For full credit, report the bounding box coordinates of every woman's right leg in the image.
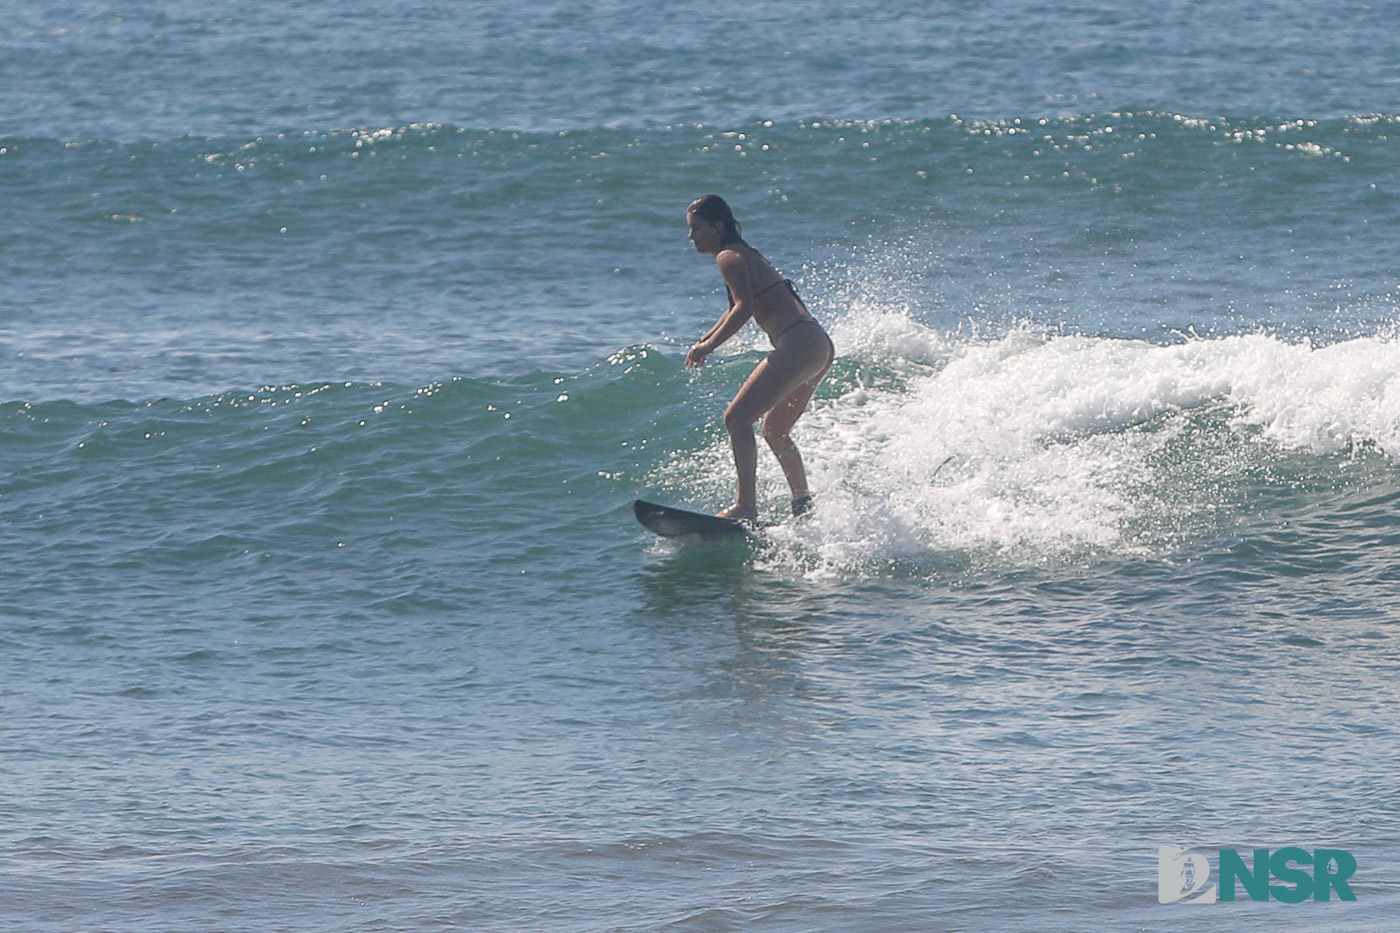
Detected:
[761,332,832,502]
[719,357,782,519]
[719,330,831,518]
[761,371,825,501]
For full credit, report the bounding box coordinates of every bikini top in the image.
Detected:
[727,278,806,308]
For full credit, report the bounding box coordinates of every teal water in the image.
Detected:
[5,2,1400,930]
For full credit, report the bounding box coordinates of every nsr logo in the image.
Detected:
[1159,846,1357,904]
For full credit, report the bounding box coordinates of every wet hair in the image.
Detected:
[687,194,745,246]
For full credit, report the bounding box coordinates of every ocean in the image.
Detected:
[4,1,1400,929]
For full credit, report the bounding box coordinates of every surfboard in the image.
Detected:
[633,499,756,539]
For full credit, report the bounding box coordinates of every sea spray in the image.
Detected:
[653,312,1400,572]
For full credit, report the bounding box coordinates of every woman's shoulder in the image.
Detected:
[715,245,750,271]
[718,242,774,270]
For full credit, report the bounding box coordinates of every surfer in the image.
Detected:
[684,194,835,521]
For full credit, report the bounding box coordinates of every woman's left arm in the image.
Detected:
[686,251,754,368]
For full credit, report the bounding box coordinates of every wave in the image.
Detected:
[0,349,680,570]
[5,111,1398,188]
[7,111,1394,290]
[5,316,1400,577]
[5,109,1400,146]
[8,111,1394,307]
[649,311,1400,569]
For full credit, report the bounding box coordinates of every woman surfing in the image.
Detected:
[684,195,835,522]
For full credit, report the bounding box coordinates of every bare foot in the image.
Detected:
[716,503,758,522]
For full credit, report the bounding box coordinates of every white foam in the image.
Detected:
[1221,332,1400,457]
[690,313,1400,571]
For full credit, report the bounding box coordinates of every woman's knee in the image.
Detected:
[724,403,758,435]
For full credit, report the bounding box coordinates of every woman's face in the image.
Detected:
[687,212,724,254]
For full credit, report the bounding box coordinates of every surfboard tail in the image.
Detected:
[633,499,754,538]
